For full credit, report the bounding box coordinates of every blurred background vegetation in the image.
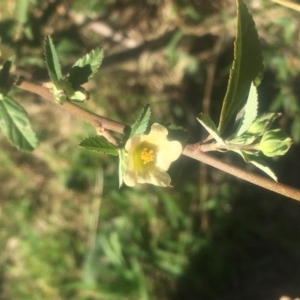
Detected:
[1,0,300,299]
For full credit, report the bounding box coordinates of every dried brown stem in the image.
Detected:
[16,80,300,202]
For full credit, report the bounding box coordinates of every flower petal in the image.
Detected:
[136,167,171,187]
[148,167,171,187]
[148,123,168,137]
[123,170,138,187]
[156,140,182,170]
[123,123,182,187]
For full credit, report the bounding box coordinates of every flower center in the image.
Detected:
[132,141,157,171]
[140,148,155,164]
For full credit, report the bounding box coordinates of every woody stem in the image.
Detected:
[16,80,300,201]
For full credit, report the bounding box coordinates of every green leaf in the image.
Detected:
[67,48,104,87]
[130,104,151,138]
[44,36,62,85]
[79,136,118,156]
[235,82,258,136]
[118,149,128,188]
[0,57,14,90]
[235,150,277,181]
[0,96,38,151]
[217,0,263,134]
[196,113,225,145]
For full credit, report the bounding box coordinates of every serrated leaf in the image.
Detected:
[197,113,225,145]
[67,48,104,87]
[79,136,118,156]
[130,104,151,138]
[234,150,277,181]
[0,57,14,89]
[0,96,38,151]
[236,82,258,136]
[217,0,263,134]
[118,149,128,188]
[44,36,62,85]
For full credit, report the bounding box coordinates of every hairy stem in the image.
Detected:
[16,80,300,201]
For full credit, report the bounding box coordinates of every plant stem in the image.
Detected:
[16,80,300,201]
[184,144,300,201]
[17,80,127,134]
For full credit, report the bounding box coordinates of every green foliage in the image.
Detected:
[79,187,202,299]
[67,48,104,87]
[197,31,291,181]
[129,104,152,138]
[235,83,258,136]
[44,37,104,104]
[1,0,300,299]
[218,0,263,134]
[224,106,291,180]
[196,113,224,146]
[44,36,62,86]
[0,96,38,151]
[235,150,278,181]
[0,57,14,93]
[79,136,118,156]
[198,85,291,180]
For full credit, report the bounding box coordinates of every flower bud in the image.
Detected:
[259,129,292,157]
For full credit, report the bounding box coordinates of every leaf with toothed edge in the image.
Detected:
[0,96,38,151]
[79,136,118,156]
[44,36,62,85]
[129,104,151,138]
[67,48,104,87]
[217,0,263,134]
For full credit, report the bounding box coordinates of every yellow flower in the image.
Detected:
[124,123,182,187]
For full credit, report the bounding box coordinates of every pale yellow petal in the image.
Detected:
[123,123,181,187]
[123,170,138,187]
[125,135,142,151]
[137,167,171,187]
[156,140,182,170]
[148,168,171,187]
[148,123,168,138]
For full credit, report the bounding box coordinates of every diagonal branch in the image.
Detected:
[17,79,127,135]
[183,144,300,201]
[16,80,300,201]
